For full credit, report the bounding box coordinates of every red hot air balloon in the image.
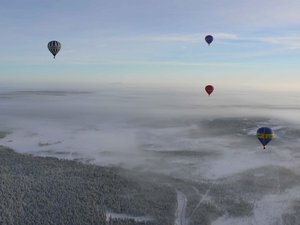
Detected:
[205,85,214,96]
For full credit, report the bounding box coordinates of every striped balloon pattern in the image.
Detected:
[256,127,273,149]
[47,41,61,59]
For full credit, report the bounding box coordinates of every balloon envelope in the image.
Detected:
[205,85,214,96]
[48,41,61,58]
[205,35,213,45]
[256,127,273,149]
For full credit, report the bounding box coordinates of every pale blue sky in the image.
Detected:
[1,0,300,90]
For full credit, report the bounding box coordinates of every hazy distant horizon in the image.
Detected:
[1,85,300,179]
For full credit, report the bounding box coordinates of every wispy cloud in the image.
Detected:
[134,33,239,43]
[256,36,300,49]
[94,32,300,50]
[160,33,300,50]
[49,59,241,67]
[221,35,300,50]
[0,58,241,68]
[97,33,239,43]
[102,60,240,67]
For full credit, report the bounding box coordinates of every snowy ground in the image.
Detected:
[175,191,188,225]
[1,86,300,224]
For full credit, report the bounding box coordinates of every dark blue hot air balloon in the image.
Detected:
[256,127,273,149]
[205,35,213,45]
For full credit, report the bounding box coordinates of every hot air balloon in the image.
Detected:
[205,85,214,96]
[48,41,61,59]
[256,127,273,149]
[205,35,213,45]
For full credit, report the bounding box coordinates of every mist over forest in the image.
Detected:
[1,85,300,224]
[2,0,300,223]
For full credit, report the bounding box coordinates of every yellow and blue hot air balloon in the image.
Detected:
[256,127,273,149]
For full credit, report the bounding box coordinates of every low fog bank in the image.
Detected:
[0,86,300,180]
[1,85,300,224]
